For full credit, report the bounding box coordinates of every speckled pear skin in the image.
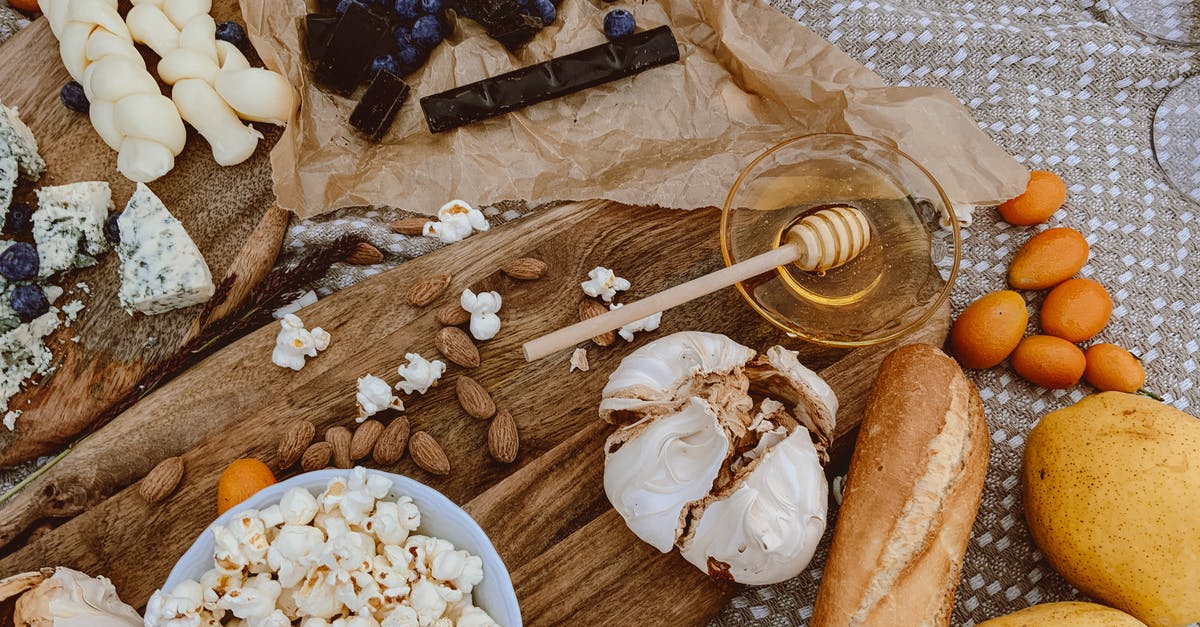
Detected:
[975,601,1148,627]
[1022,392,1200,627]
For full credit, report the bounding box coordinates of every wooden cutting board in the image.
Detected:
[0,200,949,624]
[0,1,287,465]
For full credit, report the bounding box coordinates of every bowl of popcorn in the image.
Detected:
[149,467,520,626]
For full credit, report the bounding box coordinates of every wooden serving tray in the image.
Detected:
[0,200,948,624]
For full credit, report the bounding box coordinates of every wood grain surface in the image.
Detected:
[0,0,286,465]
[0,200,949,625]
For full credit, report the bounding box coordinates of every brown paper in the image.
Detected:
[242,0,1028,218]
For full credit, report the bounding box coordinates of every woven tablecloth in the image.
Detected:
[0,0,1194,623]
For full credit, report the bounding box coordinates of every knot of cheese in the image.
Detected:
[126,0,296,166]
[40,0,187,182]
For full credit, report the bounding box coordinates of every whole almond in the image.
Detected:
[502,257,548,280]
[436,326,480,368]
[408,274,452,307]
[351,420,384,460]
[139,456,184,503]
[456,375,496,420]
[409,431,450,475]
[373,417,411,465]
[301,442,333,472]
[488,410,519,463]
[390,217,429,235]
[326,426,353,469]
[435,303,471,326]
[345,242,384,265]
[579,299,616,347]
[277,421,316,469]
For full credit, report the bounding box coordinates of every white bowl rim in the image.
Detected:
[162,468,521,626]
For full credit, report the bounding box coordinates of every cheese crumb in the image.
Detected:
[3,409,20,431]
[62,299,84,327]
[570,348,589,373]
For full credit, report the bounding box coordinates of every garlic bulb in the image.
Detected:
[601,332,837,585]
[12,567,142,627]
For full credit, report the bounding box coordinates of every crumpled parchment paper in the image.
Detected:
[242,0,1028,217]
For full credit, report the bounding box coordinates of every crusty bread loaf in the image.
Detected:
[812,343,989,627]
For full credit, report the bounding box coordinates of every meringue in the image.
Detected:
[580,266,630,302]
[600,332,836,585]
[459,289,501,341]
[12,567,143,627]
[356,375,404,422]
[395,353,446,395]
[272,314,331,371]
[608,303,662,342]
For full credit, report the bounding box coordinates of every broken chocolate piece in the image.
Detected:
[420,25,680,133]
[306,13,339,61]
[350,70,412,140]
[315,3,391,95]
[457,0,542,50]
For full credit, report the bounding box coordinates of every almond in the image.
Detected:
[277,421,316,469]
[579,299,615,347]
[373,417,411,465]
[301,442,333,472]
[436,326,480,368]
[502,257,548,280]
[488,410,519,463]
[436,303,471,326]
[390,217,430,235]
[345,242,385,265]
[409,431,450,475]
[139,456,184,503]
[326,426,353,469]
[351,420,384,461]
[408,274,452,307]
[456,375,496,420]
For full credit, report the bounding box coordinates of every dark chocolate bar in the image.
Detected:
[457,0,542,50]
[420,25,680,133]
[306,14,338,61]
[350,70,412,140]
[315,3,391,96]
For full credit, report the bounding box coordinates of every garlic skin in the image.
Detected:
[600,332,836,585]
[13,567,143,627]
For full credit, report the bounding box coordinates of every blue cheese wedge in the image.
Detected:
[116,183,215,315]
[0,309,60,419]
[0,155,16,230]
[0,103,45,182]
[33,181,113,278]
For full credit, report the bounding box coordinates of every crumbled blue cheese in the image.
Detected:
[3,409,19,431]
[116,183,214,315]
[62,299,84,327]
[0,154,16,228]
[0,102,45,182]
[33,181,112,278]
[0,309,61,417]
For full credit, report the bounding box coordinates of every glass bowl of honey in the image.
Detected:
[720,133,961,347]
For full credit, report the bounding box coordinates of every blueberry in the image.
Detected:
[532,0,555,25]
[411,15,442,49]
[4,203,31,235]
[0,243,38,282]
[603,9,636,39]
[393,25,413,49]
[370,54,402,76]
[59,81,89,114]
[105,213,121,244]
[395,44,426,74]
[420,0,442,14]
[214,21,247,48]
[10,284,49,323]
[393,0,421,22]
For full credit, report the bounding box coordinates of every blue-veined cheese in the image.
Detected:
[33,181,112,278]
[0,309,60,417]
[0,155,17,230]
[0,103,45,182]
[116,183,215,315]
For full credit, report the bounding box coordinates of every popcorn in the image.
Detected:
[356,374,404,422]
[395,353,446,395]
[148,469,496,627]
[608,303,662,342]
[272,314,330,371]
[459,289,502,341]
[421,200,488,244]
[581,266,630,302]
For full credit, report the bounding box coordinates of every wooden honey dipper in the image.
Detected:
[523,205,871,361]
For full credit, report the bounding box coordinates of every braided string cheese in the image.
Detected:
[126,0,296,166]
[39,0,187,182]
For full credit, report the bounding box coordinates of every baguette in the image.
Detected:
[812,343,989,627]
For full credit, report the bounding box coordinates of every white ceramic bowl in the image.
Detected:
[163,468,521,626]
